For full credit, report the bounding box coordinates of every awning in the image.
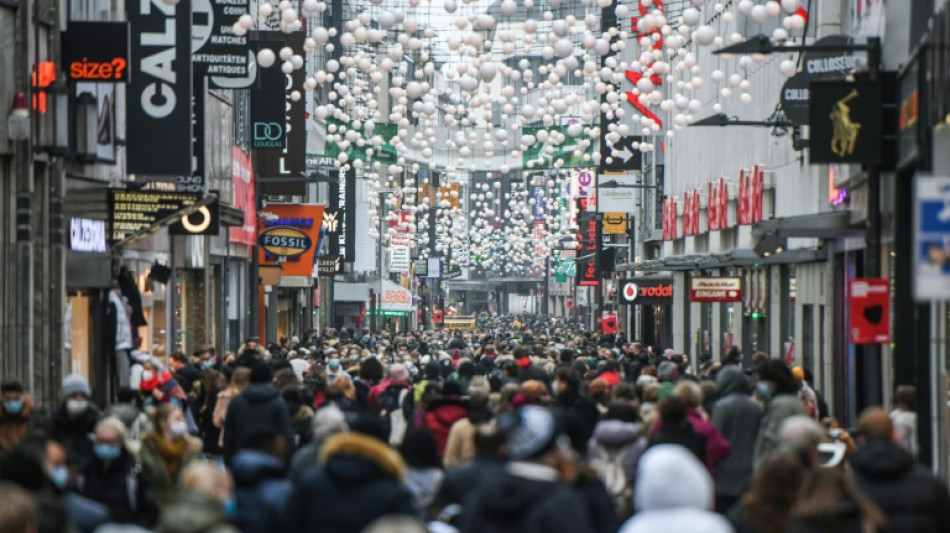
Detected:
[617,248,828,273]
[752,211,862,239]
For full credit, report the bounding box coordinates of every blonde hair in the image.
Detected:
[95,415,130,444]
[673,380,704,408]
[332,375,356,401]
[226,367,251,395]
[179,460,230,497]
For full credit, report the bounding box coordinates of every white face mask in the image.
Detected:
[66,399,88,416]
[169,420,188,437]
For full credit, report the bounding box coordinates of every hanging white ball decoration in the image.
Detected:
[781,0,799,11]
[256,48,276,68]
[693,25,716,46]
[780,59,797,77]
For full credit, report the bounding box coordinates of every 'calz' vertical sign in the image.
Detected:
[127,0,193,176]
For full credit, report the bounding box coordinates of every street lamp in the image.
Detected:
[689,113,792,128]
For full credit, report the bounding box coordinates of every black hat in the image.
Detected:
[250,361,274,384]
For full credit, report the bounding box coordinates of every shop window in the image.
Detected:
[67,293,92,381]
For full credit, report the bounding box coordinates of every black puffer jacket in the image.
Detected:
[223,385,295,465]
[283,432,416,532]
[78,448,156,527]
[461,463,593,533]
[850,438,950,533]
[43,404,100,467]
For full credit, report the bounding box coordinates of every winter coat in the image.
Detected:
[618,445,734,533]
[517,362,549,383]
[434,456,505,509]
[288,404,314,449]
[0,392,34,453]
[753,393,806,468]
[649,421,707,467]
[587,419,647,492]
[155,490,238,533]
[43,403,101,468]
[712,367,763,497]
[78,448,157,527]
[62,491,111,533]
[555,389,601,454]
[282,432,416,533]
[424,401,468,455]
[405,466,443,510]
[138,432,203,507]
[223,384,295,465]
[368,379,412,410]
[231,450,292,533]
[850,438,950,533]
[460,461,594,533]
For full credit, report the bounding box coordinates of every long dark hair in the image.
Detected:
[741,454,805,533]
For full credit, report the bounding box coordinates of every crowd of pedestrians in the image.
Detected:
[0,317,947,533]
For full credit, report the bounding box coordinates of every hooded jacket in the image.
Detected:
[223,384,295,465]
[231,450,292,533]
[587,419,647,490]
[0,392,34,453]
[155,490,238,533]
[461,461,594,533]
[282,432,416,532]
[711,367,763,497]
[850,438,950,533]
[424,400,468,455]
[618,445,734,533]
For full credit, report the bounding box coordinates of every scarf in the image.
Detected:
[146,432,191,481]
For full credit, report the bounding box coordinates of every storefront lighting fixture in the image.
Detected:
[7,92,30,141]
[40,79,69,155]
[75,92,98,162]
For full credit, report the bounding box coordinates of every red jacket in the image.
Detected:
[598,371,622,387]
[424,403,468,455]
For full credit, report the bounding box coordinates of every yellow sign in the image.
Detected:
[603,212,627,234]
[830,89,860,157]
[444,317,476,331]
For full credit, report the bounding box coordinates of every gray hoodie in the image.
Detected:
[711,367,763,497]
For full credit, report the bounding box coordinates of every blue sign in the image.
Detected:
[531,185,546,222]
[914,175,950,300]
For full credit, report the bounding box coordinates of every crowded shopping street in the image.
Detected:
[2,0,950,532]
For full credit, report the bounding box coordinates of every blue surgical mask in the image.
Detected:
[223,496,237,518]
[3,400,24,415]
[756,382,773,400]
[94,443,121,461]
[49,466,69,490]
[202,359,215,369]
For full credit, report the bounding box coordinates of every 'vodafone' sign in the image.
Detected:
[620,278,674,305]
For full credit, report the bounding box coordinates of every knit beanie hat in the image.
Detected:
[62,374,91,398]
[250,361,274,384]
[501,405,559,460]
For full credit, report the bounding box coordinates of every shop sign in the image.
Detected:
[738,166,764,225]
[424,257,441,279]
[109,190,201,242]
[707,178,729,230]
[898,57,920,168]
[531,185,546,222]
[229,146,255,245]
[849,278,890,344]
[62,22,129,82]
[317,254,342,277]
[913,175,950,300]
[690,276,742,303]
[576,210,601,287]
[662,197,678,241]
[620,278,674,305]
[257,204,324,277]
[380,286,412,312]
[602,213,627,234]
[390,245,411,273]
[780,73,810,126]
[169,198,220,235]
[328,168,356,262]
[254,32,306,195]
[809,80,883,164]
[191,0,249,77]
[802,36,856,81]
[69,218,107,253]
[249,40,286,150]
[683,189,701,236]
[127,0,192,176]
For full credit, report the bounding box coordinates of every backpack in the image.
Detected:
[592,444,634,518]
[375,385,414,446]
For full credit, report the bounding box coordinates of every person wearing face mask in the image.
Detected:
[139,403,203,507]
[0,379,33,454]
[42,374,100,467]
[156,460,240,533]
[41,435,111,533]
[752,360,807,469]
[77,416,157,527]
